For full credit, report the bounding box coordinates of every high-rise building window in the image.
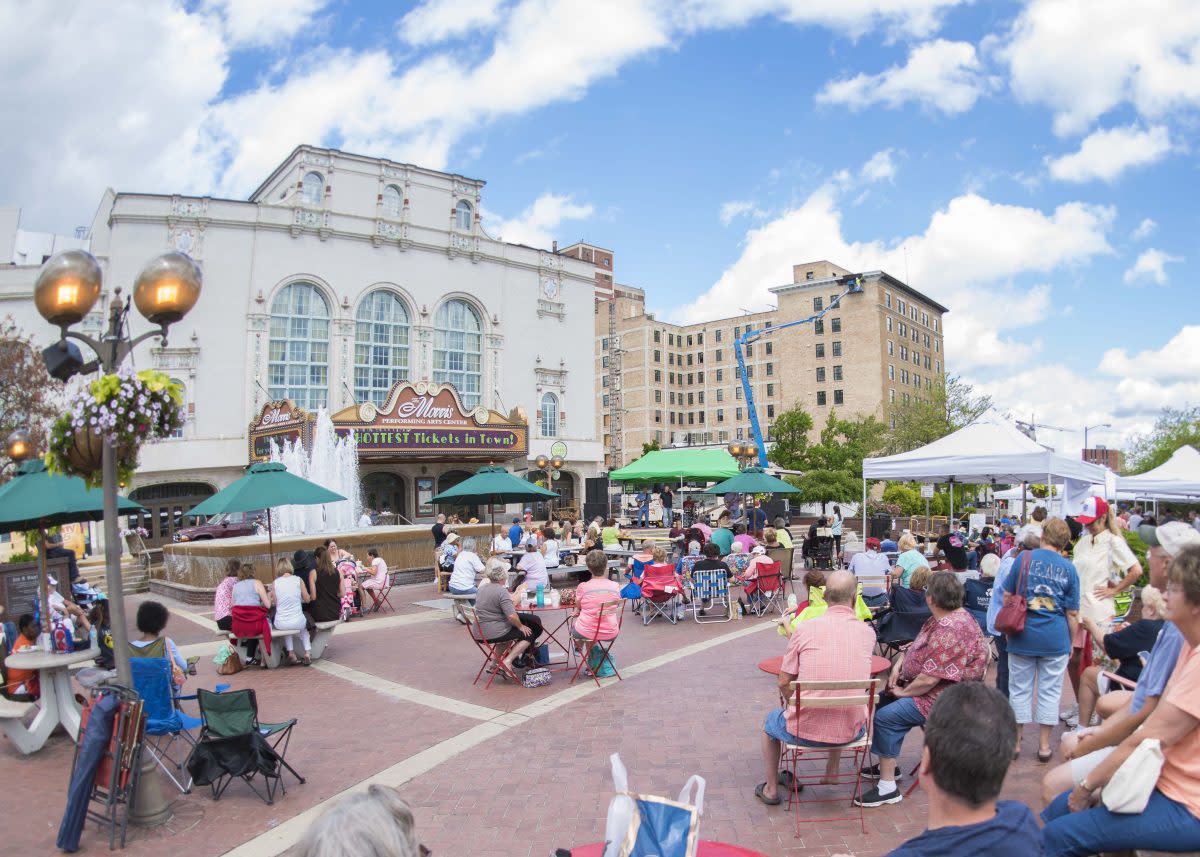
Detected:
[717,408,724,422]
[767,404,775,418]
[887,340,894,356]
[269,282,330,409]
[816,391,827,406]
[382,184,403,218]
[834,389,844,405]
[832,341,842,357]
[715,368,723,382]
[654,369,661,382]
[714,329,722,342]
[832,365,843,381]
[831,317,841,333]
[815,343,825,359]
[433,299,482,408]
[813,296,823,311]
[715,348,722,361]
[814,320,824,335]
[889,364,895,380]
[887,317,893,332]
[736,407,743,420]
[816,367,826,382]
[654,330,661,343]
[653,350,661,362]
[765,341,773,355]
[766,362,773,376]
[540,392,559,436]
[766,383,774,396]
[354,289,410,406]
[716,388,724,402]
[885,291,892,308]
[654,390,662,403]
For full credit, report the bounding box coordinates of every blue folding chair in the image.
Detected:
[130,656,203,793]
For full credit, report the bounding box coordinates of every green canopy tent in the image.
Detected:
[430,465,558,540]
[186,462,346,568]
[0,459,144,668]
[608,448,740,484]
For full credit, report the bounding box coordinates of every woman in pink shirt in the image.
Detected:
[571,550,623,673]
[213,559,239,631]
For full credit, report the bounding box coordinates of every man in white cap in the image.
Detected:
[1040,520,1200,805]
[46,574,91,639]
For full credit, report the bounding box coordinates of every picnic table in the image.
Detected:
[3,645,98,754]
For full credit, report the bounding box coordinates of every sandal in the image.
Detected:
[1037,749,1053,763]
[776,770,804,792]
[754,783,781,806]
[302,654,312,666]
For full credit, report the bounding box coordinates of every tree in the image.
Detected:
[1125,406,1200,474]
[767,406,813,471]
[640,438,662,458]
[883,374,994,454]
[0,317,62,479]
[786,410,888,511]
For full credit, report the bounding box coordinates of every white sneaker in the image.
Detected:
[1064,714,1079,729]
[1059,704,1079,722]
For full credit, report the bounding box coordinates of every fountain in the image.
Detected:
[268,408,363,534]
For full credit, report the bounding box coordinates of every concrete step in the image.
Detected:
[77,563,151,594]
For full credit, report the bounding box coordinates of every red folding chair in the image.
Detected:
[745,560,784,617]
[462,606,519,689]
[569,600,624,687]
[363,571,395,613]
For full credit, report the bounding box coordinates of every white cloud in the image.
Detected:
[679,181,1114,373]
[1100,326,1200,383]
[1046,125,1172,183]
[1131,218,1157,240]
[719,200,767,225]
[1123,248,1183,285]
[998,0,1200,136]
[398,0,506,45]
[204,0,328,47]
[486,193,594,248]
[671,0,967,39]
[860,149,897,182]
[816,39,990,114]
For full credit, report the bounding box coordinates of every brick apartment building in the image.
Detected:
[1082,446,1124,472]
[585,259,949,469]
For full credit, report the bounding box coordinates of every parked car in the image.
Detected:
[173,510,265,542]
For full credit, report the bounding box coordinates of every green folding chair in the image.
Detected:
[191,688,304,804]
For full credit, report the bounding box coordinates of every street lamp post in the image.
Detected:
[33,250,200,827]
[1083,422,1112,456]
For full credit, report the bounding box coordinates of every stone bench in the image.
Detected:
[216,620,341,667]
[0,697,38,754]
[309,620,340,660]
[446,593,475,624]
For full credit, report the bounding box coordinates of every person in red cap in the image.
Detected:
[1066,496,1143,718]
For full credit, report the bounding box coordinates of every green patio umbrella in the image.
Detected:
[0,458,144,650]
[430,465,558,539]
[185,461,347,567]
[703,466,801,496]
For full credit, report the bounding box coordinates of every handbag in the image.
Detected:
[1102,738,1163,813]
[216,644,245,676]
[523,666,552,688]
[602,753,705,857]
[995,551,1031,635]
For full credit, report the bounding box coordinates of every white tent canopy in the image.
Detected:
[1116,445,1200,499]
[863,419,1107,485]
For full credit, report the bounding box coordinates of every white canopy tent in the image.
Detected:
[1116,445,1200,500]
[861,418,1108,538]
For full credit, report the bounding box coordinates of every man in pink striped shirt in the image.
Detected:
[757,570,876,805]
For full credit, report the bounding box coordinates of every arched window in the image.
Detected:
[169,378,186,438]
[455,200,473,231]
[433,299,482,409]
[302,171,324,207]
[540,392,559,437]
[355,290,410,406]
[269,283,330,409]
[382,184,402,218]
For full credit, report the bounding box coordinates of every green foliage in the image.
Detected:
[881,482,951,515]
[641,439,662,457]
[768,407,814,471]
[883,374,994,455]
[1125,406,1200,475]
[1122,528,1149,586]
[5,550,36,563]
[783,409,888,511]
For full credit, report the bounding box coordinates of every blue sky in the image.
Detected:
[3,0,1197,454]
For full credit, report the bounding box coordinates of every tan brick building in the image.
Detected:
[592,260,949,469]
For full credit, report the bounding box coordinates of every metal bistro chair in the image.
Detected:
[462,606,520,688]
[780,678,880,837]
[569,600,624,687]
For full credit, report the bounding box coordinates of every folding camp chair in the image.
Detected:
[746,561,785,617]
[129,657,203,793]
[780,678,879,837]
[691,566,733,623]
[569,600,624,687]
[873,588,931,659]
[189,687,303,805]
[766,546,796,593]
[639,563,683,626]
[462,606,520,688]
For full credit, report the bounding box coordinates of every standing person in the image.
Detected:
[213,558,240,632]
[988,526,1044,697]
[748,500,767,536]
[1002,518,1079,762]
[272,558,312,665]
[830,505,844,562]
[659,484,674,526]
[448,537,485,596]
[878,683,1044,857]
[507,517,523,547]
[357,508,373,528]
[430,513,447,548]
[1126,506,1144,530]
[1066,497,1142,722]
[635,488,650,528]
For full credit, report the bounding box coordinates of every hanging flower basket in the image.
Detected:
[45,369,183,488]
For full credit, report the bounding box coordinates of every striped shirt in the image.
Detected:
[781,604,876,744]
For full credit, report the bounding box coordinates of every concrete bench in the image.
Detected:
[217,621,341,666]
[446,593,475,624]
[309,620,341,660]
[0,697,38,754]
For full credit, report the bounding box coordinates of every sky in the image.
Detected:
[3,0,1197,458]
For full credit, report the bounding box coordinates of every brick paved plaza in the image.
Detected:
[1,583,1061,856]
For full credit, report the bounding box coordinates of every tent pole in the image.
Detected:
[267,508,275,570]
[950,481,954,526]
[1048,469,1052,517]
[862,477,868,542]
[1021,481,1028,522]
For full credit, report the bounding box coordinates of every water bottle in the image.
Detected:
[536,583,545,608]
[787,593,798,613]
[89,625,98,651]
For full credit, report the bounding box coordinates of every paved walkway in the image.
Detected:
[2,582,1064,856]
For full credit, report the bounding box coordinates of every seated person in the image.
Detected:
[881,683,1043,856]
[213,558,240,632]
[231,562,273,663]
[892,533,930,588]
[780,569,872,636]
[771,518,795,551]
[129,600,188,690]
[571,550,623,676]
[44,532,80,587]
[676,541,703,579]
[892,565,933,611]
[690,542,730,613]
[600,518,622,547]
[491,530,513,554]
[756,572,877,805]
[879,531,899,553]
[473,565,544,673]
[963,553,999,632]
[1041,543,1200,857]
[732,523,757,554]
[804,516,829,557]
[298,785,422,857]
[708,520,734,556]
[47,574,91,640]
[725,541,752,581]
[272,558,312,665]
[448,536,485,596]
[88,598,114,670]
[4,614,41,699]
[858,573,988,808]
[515,540,550,596]
[540,527,561,569]
[849,537,892,587]
[360,547,390,595]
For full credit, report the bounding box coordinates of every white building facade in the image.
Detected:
[0,146,602,539]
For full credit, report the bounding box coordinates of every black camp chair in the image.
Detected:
[186,688,303,805]
[873,587,932,659]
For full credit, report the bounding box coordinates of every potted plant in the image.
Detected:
[45,368,183,487]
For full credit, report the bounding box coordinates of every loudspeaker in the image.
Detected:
[584,477,609,503]
[583,501,608,522]
[41,339,86,381]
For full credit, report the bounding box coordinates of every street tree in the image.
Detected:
[884,374,993,454]
[0,316,62,477]
[785,410,888,512]
[1125,406,1200,474]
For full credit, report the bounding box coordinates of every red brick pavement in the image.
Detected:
[2,589,1072,857]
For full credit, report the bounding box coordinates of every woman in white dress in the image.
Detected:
[272,557,312,665]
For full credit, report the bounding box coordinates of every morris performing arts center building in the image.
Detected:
[0,146,603,544]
